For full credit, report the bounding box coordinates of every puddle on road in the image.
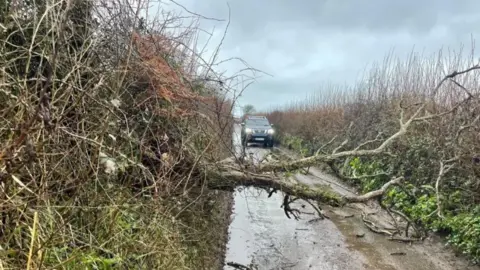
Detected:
[223,187,297,269]
[223,186,368,270]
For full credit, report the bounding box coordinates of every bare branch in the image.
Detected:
[432,64,480,96]
[167,0,226,22]
[344,177,404,203]
[435,159,457,219]
[332,139,348,154]
[413,95,471,122]
[315,135,337,155]
[353,132,383,151]
[450,79,474,98]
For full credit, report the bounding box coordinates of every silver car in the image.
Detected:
[241,116,275,147]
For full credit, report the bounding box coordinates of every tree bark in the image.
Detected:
[206,163,404,207]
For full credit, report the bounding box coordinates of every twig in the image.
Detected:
[226,262,253,270]
[281,194,301,220]
[361,212,396,236]
[388,236,423,243]
[301,199,327,219]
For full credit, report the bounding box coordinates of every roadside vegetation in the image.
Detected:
[242,104,256,116]
[266,48,480,263]
[0,0,248,269]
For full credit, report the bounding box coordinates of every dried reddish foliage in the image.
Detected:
[268,106,345,143]
[131,32,209,118]
[132,32,234,156]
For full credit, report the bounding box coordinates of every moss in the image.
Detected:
[291,182,344,206]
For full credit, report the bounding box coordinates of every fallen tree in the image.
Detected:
[204,65,480,214]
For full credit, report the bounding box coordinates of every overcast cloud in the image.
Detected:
[161,0,480,114]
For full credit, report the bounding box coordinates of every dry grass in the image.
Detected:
[0,0,243,269]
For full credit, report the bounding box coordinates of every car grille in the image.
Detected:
[254,129,267,134]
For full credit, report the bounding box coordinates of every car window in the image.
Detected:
[246,119,270,126]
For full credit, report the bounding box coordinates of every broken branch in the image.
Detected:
[207,163,404,207]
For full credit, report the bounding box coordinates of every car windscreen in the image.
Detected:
[246,119,270,126]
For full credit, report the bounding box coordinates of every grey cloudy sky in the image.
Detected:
[162,0,480,115]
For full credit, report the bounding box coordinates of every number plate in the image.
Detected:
[254,138,265,141]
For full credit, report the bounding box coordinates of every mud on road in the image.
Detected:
[223,125,479,270]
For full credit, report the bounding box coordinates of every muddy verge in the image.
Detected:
[215,190,235,270]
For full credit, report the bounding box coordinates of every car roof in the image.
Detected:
[244,116,270,126]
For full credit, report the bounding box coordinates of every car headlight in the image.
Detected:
[267,129,274,134]
[245,128,252,133]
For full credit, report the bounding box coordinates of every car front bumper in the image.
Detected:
[245,133,273,143]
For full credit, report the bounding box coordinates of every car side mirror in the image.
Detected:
[241,122,245,126]
[270,124,274,127]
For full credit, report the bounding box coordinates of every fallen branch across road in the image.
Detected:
[207,161,405,207]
